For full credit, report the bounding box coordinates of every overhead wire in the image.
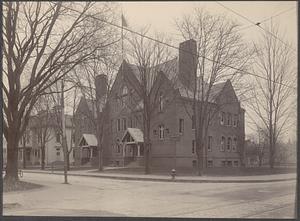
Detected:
[215,1,297,53]
[58,4,296,90]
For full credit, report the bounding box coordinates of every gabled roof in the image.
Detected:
[121,128,144,143]
[79,134,97,146]
[117,59,235,105]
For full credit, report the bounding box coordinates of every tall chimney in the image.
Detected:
[95,74,108,99]
[178,39,197,90]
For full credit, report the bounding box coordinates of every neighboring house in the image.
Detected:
[18,110,75,167]
[105,39,245,170]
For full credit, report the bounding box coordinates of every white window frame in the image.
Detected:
[220,136,225,151]
[159,125,164,140]
[227,137,232,152]
[232,137,237,152]
[220,112,225,125]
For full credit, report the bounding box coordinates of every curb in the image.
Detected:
[23,171,296,184]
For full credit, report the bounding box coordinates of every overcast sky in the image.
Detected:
[121,1,297,141]
[122,1,297,47]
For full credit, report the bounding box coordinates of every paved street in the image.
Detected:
[4,173,296,218]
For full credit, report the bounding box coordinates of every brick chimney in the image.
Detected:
[95,74,108,100]
[178,39,197,91]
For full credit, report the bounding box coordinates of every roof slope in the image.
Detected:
[121,128,144,143]
[80,134,98,146]
[120,58,234,105]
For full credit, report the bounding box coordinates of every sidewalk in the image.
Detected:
[22,168,297,183]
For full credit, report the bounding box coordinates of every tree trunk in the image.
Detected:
[5,131,19,182]
[22,141,26,169]
[144,141,151,174]
[41,145,46,170]
[67,153,70,170]
[98,145,103,171]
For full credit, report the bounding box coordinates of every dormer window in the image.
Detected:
[122,86,128,96]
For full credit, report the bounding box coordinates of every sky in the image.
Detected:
[121,1,297,141]
[121,1,297,47]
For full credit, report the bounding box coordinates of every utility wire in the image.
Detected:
[234,7,296,33]
[61,4,296,90]
[216,1,297,53]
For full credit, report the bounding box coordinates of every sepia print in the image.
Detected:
[2,1,297,219]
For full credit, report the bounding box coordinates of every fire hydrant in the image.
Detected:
[171,169,176,180]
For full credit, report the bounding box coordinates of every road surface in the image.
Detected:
[3,172,296,218]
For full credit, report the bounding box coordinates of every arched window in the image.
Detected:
[159,125,164,140]
[232,137,237,152]
[227,137,232,151]
[122,86,128,96]
[220,136,225,151]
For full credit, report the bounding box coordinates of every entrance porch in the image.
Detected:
[121,128,144,167]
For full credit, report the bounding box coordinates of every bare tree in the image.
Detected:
[175,8,252,175]
[247,23,296,169]
[72,49,119,170]
[124,28,175,174]
[2,2,119,182]
[33,95,53,170]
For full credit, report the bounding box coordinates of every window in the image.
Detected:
[122,86,128,96]
[234,160,239,167]
[220,136,225,151]
[56,148,60,156]
[233,114,238,127]
[56,132,60,143]
[192,160,197,168]
[207,160,213,168]
[117,119,121,131]
[232,137,237,152]
[221,160,226,167]
[153,130,157,135]
[111,120,113,132]
[73,149,75,158]
[179,118,184,133]
[129,118,133,128]
[192,115,195,129]
[122,118,127,130]
[227,161,232,167]
[116,144,121,153]
[220,112,225,125]
[159,92,164,112]
[208,112,212,125]
[159,125,164,140]
[208,136,212,151]
[227,137,232,151]
[192,140,196,154]
[227,113,232,126]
